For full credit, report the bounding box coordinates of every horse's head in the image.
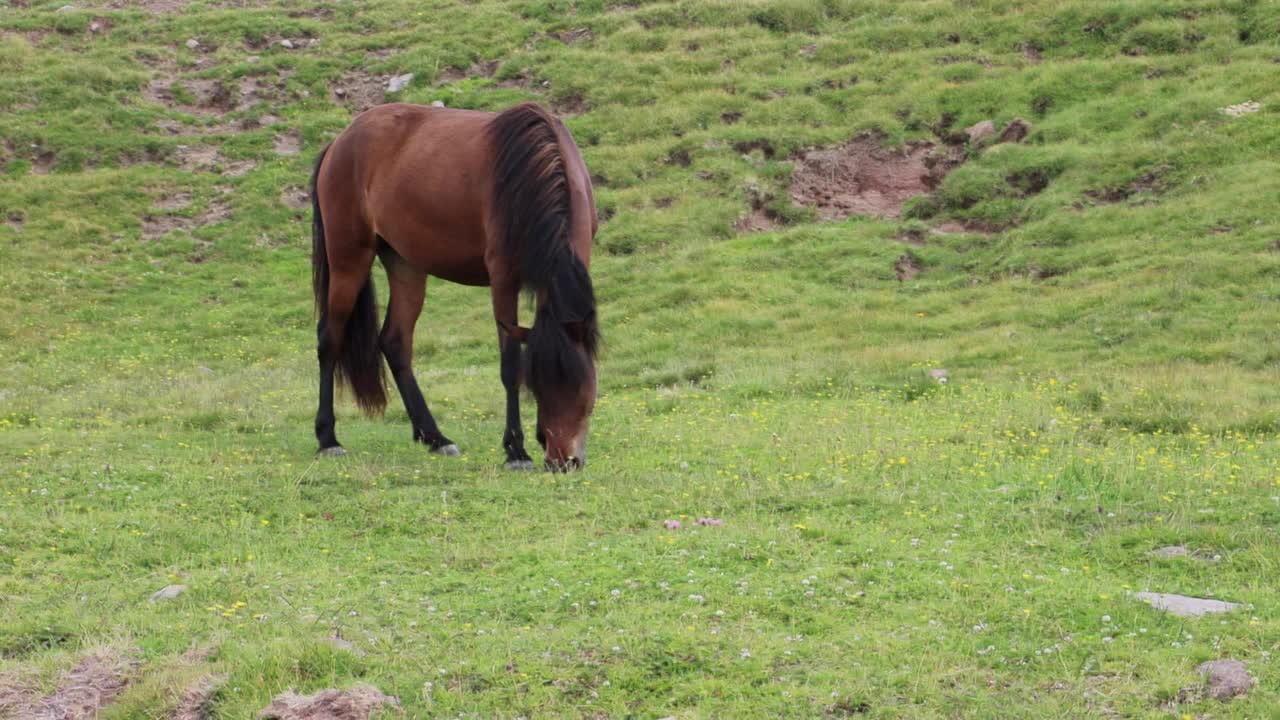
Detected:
[527,313,598,472]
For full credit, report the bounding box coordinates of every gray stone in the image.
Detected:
[279,39,294,50]
[1148,545,1189,558]
[430,100,445,108]
[1197,659,1256,701]
[965,120,996,143]
[185,38,200,50]
[150,584,187,602]
[1134,592,1242,617]
[387,73,414,93]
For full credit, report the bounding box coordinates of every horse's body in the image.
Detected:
[311,102,599,470]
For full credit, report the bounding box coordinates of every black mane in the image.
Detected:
[487,102,599,399]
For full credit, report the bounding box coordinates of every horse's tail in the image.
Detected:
[487,102,598,397]
[311,143,387,415]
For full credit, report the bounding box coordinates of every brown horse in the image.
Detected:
[310,102,599,471]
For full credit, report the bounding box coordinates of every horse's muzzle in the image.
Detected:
[546,456,584,472]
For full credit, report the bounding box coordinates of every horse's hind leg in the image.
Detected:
[379,250,459,455]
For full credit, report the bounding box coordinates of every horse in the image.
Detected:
[309,101,599,471]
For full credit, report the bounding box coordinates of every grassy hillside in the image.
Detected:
[1,1,1278,718]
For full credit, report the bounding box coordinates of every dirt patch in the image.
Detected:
[174,145,256,177]
[5,649,138,720]
[736,187,784,233]
[734,139,776,159]
[332,71,388,113]
[436,59,501,84]
[108,0,192,10]
[171,674,224,720]
[143,199,231,240]
[31,151,56,175]
[894,253,921,280]
[273,130,303,156]
[281,186,310,210]
[556,28,593,44]
[789,133,965,220]
[720,111,742,125]
[1083,168,1167,205]
[6,212,24,233]
[258,684,399,720]
[154,193,192,211]
[551,90,590,116]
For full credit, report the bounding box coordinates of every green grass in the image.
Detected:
[1,0,1279,717]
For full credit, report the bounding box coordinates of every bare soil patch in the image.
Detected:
[894,253,922,280]
[551,90,590,117]
[736,187,783,233]
[332,71,389,113]
[171,674,224,720]
[258,684,399,720]
[108,0,192,10]
[1083,167,1168,205]
[273,129,303,156]
[437,59,501,84]
[281,186,310,210]
[2,649,138,720]
[143,199,231,240]
[174,145,256,177]
[789,133,965,220]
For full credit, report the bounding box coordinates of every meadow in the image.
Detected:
[1,0,1278,717]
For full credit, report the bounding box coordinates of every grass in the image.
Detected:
[1,0,1278,717]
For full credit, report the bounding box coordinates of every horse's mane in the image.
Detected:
[487,102,599,400]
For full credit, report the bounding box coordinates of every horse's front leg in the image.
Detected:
[491,283,535,470]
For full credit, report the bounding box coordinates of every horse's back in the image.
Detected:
[319,104,498,284]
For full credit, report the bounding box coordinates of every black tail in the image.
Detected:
[311,144,387,415]
[487,103,599,399]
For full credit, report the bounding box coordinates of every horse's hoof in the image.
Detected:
[433,443,461,457]
[504,459,536,471]
[318,446,346,457]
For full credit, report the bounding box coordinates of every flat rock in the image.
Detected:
[150,584,187,602]
[1135,592,1241,617]
[965,120,996,143]
[1198,659,1256,701]
[1148,545,1189,558]
[387,73,413,93]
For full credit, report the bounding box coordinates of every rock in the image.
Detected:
[1134,592,1242,617]
[430,100,445,108]
[185,38,200,50]
[89,21,103,33]
[387,73,414,93]
[1198,659,1256,701]
[1148,545,1189,559]
[279,39,294,50]
[56,5,75,12]
[196,366,214,375]
[247,55,261,63]
[965,120,996,143]
[998,118,1030,143]
[150,584,187,602]
[333,87,347,97]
